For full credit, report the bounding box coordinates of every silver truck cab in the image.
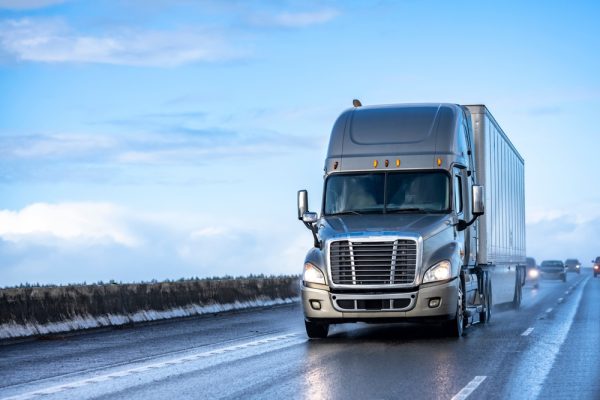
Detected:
[298,103,489,338]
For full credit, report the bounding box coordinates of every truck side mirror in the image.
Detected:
[457,185,485,231]
[302,212,318,223]
[298,190,309,220]
[472,185,484,216]
[298,189,320,248]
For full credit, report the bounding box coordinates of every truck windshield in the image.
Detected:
[541,261,563,267]
[324,171,450,215]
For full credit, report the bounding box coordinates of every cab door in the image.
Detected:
[462,167,477,267]
[453,167,470,267]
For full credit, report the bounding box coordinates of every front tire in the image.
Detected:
[305,320,329,339]
[444,282,464,337]
[562,273,567,282]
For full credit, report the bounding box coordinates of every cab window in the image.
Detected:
[454,175,463,214]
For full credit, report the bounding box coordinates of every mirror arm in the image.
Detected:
[304,222,321,248]
[456,214,481,232]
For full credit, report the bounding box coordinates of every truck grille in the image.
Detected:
[335,298,412,311]
[329,239,417,285]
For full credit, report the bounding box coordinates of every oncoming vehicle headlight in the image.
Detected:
[423,260,452,283]
[528,269,539,278]
[303,263,326,285]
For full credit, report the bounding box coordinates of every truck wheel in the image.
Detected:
[305,320,329,339]
[479,278,492,323]
[444,284,464,337]
[512,270,522,309]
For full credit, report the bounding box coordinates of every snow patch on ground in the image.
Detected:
[0,297,299,340]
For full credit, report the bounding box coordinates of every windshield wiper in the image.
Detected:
[328,211,363,216]
[387,208,432,214]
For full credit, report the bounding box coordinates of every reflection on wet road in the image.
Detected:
[1,272,599,400]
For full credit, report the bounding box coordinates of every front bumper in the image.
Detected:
[540,270,564,279]
[302,278,458,323]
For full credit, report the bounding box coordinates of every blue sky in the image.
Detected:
[1,0,600,286]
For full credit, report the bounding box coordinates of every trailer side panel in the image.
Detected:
[467,105,526,266]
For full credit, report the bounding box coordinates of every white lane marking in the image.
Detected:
[521,327,534,336]
[86,376,111,383]
[546,307,553,313]
[451,376,487,400]
[36,387,64,395]
[107,370,131,378]
[1,332,300,400]
[504,276,590,400]
[565,291,570,295]
[558,297,564,303]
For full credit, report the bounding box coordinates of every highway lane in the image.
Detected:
[1,272,598,400]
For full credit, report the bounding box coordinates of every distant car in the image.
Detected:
[526,257,540,288]
[593,257,600,278]
[539,260,566,282]
[564,258,581,274]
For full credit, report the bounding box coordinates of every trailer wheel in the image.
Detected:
[512,269,522,309]
[479,276,492,323]
[444,283,464,338]
[305,320,329,339]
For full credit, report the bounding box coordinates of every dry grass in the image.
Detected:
[0,276,300,326]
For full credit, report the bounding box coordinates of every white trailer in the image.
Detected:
[466,105,526,305]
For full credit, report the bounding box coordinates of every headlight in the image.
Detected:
[423,260,452,283]
[576,265,580,269]
[528,269,539,278]
[303,263,326,285]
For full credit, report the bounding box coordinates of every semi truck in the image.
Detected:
[297,102,526,338]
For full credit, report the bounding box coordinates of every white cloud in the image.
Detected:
[0,202,140,247]
[0,201,305,285]
[1,133,116,159]
[0,0,66,9]
[526,202,600,225]
[526,203,600,263]
[0,126,310,175]
[249,9,339,28]
[0,18,244,67]
[177,228,255,268]
[189,227,229,238]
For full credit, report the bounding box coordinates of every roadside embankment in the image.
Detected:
[0,276,300,340]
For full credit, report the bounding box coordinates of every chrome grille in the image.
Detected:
[329,239,417,285]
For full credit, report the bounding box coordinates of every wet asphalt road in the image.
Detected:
[1,271,599,400]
